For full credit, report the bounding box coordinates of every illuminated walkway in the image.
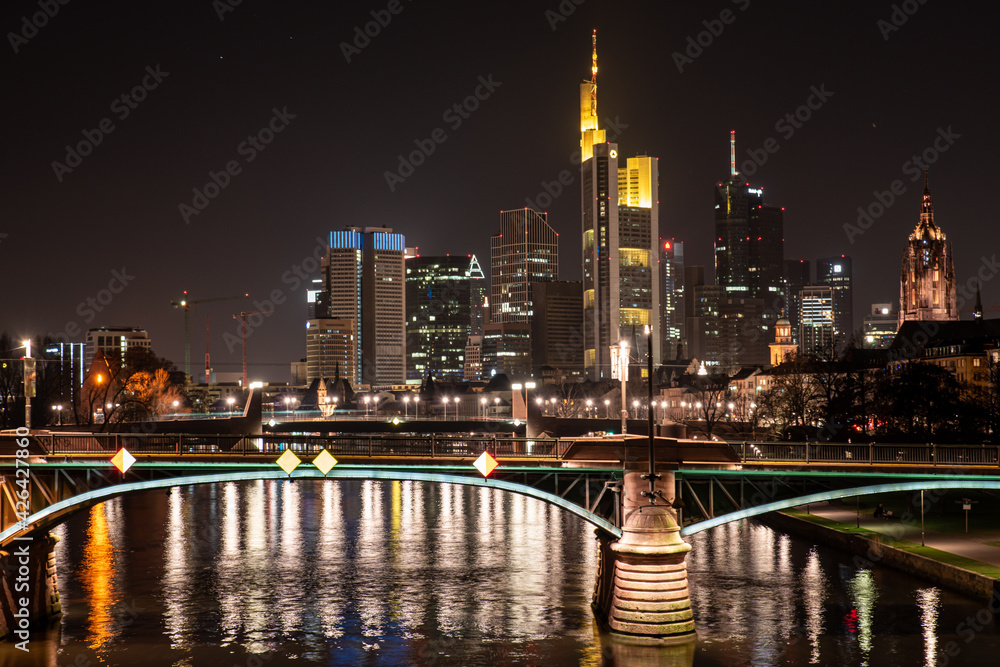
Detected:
[794,502,1000,568]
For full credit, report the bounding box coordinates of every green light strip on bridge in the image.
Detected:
[679,479,1000,537]
[677,469,1000,481]
[0,469,621,547]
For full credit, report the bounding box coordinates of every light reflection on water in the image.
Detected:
[6,481,999,666]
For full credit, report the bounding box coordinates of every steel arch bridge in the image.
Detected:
[0,461,627,548]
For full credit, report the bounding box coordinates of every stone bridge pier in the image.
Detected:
[593,467,696,645]
[0,533,61,644]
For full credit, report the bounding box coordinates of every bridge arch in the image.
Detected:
[680,479,1000,536]
[0,469,623,548]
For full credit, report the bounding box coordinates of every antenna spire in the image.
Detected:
[591,29,598,85]
[730,130,737,176]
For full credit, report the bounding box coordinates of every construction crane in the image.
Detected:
[170,291,249,378]
[233,309,274,388]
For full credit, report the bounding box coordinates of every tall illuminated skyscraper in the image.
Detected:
[318,226,406,387]
[581,31,660,379]
[405,255,473,381]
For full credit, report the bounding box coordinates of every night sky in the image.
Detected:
[3,0,996,381]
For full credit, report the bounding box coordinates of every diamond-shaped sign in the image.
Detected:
[313,449,338,475]
[474,451,499,477]
[276,449,302,475]
[111,448,136,474]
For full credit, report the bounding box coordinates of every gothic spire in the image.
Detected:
[915,170,938,238]
[974,281,984,320]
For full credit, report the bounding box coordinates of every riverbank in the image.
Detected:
[760,504,1000,603]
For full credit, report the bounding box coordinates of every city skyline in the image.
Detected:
[3,1,996,380]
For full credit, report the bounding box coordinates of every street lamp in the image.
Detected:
[604,399,610,419]
[454,396,460,419]
[611,338,629,435]
[364,395,371,418]
[51,404,63,426]
[480,396,487,419]
[586,398,593,418]
[227,396,235,413]
[404,395,411,418]
[632,399,640,420]
[414,395,419,418]
[442,396,450,420]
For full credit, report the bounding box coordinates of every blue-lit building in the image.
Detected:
[314,226,406,387]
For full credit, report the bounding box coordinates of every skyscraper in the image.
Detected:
[816,255,854,342]
[661,239,685,360]
[318,226,406,387]
[799,285,834,354]
[899,173,958,327]
[580,32,660,378]
[782,259,811,341]
[405,255,473,381]
[490,208,558,324]
[531,280,584,380]
[85,327,151,370]
[714,132,784,347]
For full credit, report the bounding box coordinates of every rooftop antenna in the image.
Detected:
[730,130,737,176]
[590,29,598,118]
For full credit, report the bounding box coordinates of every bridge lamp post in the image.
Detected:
[442,396,449,420]
[604,399,610,419]
[51,404,63,426]
[364,395,371,418]
[611,338,629,435]
[586,398,593,418]
[404,395,410,418]
[454,396,460,419]
[480,396,487,418]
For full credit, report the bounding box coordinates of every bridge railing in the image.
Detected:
[740,441,1000,467]
[1,432,564,460]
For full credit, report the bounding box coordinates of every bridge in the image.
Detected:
[3,430,1000,646]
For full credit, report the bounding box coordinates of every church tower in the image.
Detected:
[898,172,958,327]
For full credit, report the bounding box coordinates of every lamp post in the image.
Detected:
[586,398,593,418]
[480,396,487,419]
[22,339,33,429]
[493,396,499,417]
[632,400,640,419]
[51,404,63,426]
[442,396,449,420]
[404,395,410,418]
[414,395,419,418]
[611,338,629,435]
[643,323,658,504]
[454,396,460,420]
[604,399,610,419]
[364,395,371,418]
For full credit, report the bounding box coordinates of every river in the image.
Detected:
[2,479,998,666]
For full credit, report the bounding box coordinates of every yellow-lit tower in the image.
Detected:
[581,30,660,380]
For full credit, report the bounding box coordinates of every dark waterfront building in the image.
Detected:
[817,255,854,343]
[783,259,811,341]
[405,255,473,381]
[530,280,584,380]
[899,173,958,328]
[481,322,531,378]
[317,227,406,387]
